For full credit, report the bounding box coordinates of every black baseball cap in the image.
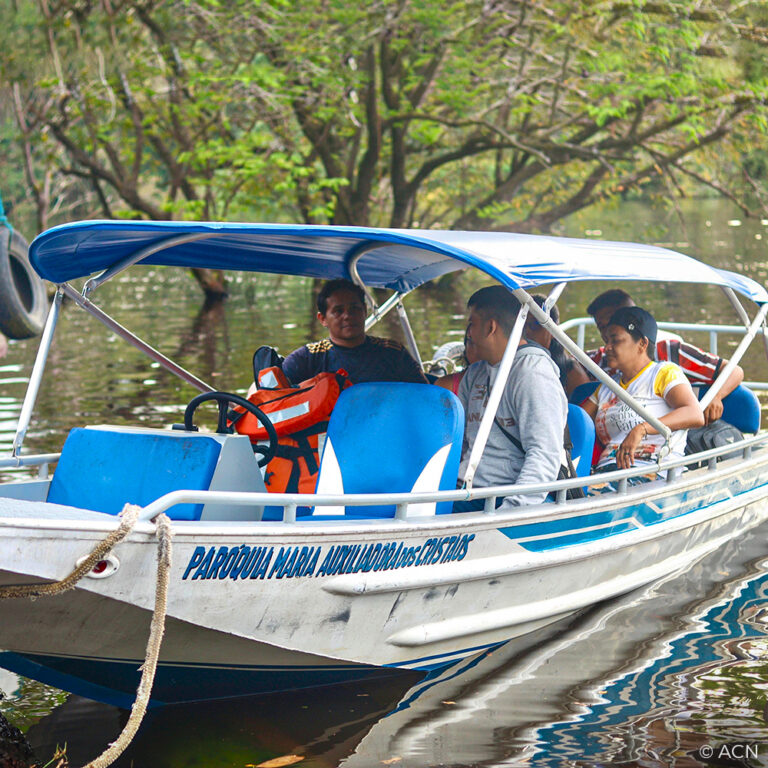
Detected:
[607,306,657,347]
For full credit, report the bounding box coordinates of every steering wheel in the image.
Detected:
[183,391,279,467]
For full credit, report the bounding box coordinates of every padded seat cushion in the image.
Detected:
[567,404,596,477]
[313,382,464,517]
[47,428,222,519]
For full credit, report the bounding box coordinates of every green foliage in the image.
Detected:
[1,0,767,236]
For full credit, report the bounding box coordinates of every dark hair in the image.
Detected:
[586,288,633,317]
[530,293,560,323]
[467,285,521,337]
[608,305,658,359]
[317,279,367,315]
[530,294,568,379]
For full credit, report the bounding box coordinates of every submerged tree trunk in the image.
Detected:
[190,268,227,301]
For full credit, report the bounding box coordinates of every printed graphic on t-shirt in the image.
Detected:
[592,361,689,468]
[602,440,658,464]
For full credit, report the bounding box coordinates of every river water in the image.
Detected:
[1,199,767,766]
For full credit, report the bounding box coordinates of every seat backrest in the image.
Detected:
[567,404,596,477]
[313,382,464,517]
[697,383,760,434]
[569,380,598,405]
[47,427,222,519]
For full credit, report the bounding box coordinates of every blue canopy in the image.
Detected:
[29,220,768,303]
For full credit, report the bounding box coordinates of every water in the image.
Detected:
[1,199,768,766]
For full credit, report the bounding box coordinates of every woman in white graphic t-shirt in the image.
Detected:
[581,306,704,476]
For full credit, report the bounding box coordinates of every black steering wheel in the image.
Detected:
[183,391,279,467]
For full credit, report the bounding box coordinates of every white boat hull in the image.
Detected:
[1,452,767,704]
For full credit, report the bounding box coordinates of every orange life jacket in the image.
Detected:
[231,368,352,494]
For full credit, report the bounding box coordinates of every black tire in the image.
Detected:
[0,228,47,339]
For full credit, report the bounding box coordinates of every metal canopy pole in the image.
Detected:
[60,283,214,393]
[395,299,422,366]
[721,286,751,329]
[346,243,380,312]
[544,281,567,314]
[347,243,422,364]
[719,286,768,368]
[464,303,529,490]
[83,233,218,294]
[699,302,768,412]
[12,290,63,457]
[364,291,405,331]
[516,289,673,441]
[763,319,768,367]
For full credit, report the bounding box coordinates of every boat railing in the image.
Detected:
[0,453,60,478]
[560,317,768,390]
[3,431,766,523]
[117,431,765,523]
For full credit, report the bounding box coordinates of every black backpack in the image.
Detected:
[252,345,284,384]
[685,420,743,467]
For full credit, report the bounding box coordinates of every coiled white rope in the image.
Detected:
[0,504,173,768]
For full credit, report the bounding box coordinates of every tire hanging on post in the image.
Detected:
[0,227,47,339]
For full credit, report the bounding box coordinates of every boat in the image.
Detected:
[16,520,768,765]
[1,221,767,708]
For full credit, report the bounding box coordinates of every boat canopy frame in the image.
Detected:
[14,223,768,478]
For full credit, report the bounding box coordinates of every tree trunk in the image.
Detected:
[190,268,228,300]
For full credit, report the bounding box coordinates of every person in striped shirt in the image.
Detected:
[586,289,743,426]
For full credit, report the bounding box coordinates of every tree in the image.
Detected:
[3,0,767,279]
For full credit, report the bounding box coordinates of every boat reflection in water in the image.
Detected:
[15,519,767,768]
[343,520,768,768]
[0,669,20,700]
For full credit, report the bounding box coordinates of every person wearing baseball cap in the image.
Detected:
[581,305,704,481]
[585,288,743,427]
[608,305,658,350]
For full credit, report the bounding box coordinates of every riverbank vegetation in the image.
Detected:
[1,1,767,294]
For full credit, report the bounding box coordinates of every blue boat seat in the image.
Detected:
[309,382,464,518]
[696,383,760,434]
[569,381,598,405]
[567,404,596,477]
[47,427,222,520]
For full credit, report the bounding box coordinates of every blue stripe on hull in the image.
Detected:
[383,641,503,670]
[0,639,504,706]
[498,468,768,551]
[0,651,416,706]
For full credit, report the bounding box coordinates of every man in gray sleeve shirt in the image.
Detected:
[454,286,567,512]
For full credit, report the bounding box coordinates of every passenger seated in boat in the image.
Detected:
[453,286,567,512]
[525,294,591,396]
[434,332,479,394]
[281,279,428,385]
[585,289,744,425]
[581,306,705,484]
